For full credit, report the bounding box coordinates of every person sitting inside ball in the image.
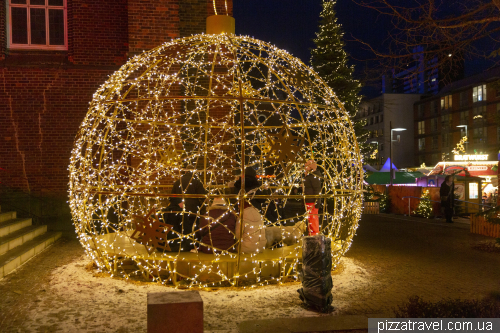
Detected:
[197,197,237,254]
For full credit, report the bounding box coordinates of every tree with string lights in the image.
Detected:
[413,189,433,219]
[311,0,370,158]
[311,0,371,160]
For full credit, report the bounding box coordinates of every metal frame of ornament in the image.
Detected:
[68,33,363,288]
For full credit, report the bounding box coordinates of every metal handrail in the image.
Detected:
[401,196,494,216]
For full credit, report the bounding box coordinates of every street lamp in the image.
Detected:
[390,121,407,186]
[457,124,468,153]
[370,141,379,170]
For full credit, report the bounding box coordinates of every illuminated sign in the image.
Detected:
[468,166,488,171]
[454,154,488,161]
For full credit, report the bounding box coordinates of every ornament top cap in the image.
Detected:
[206,15,235,34]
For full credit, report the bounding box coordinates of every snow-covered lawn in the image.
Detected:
[22,255,371,332]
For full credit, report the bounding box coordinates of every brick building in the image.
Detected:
[0,0,232,230]
[414,67,500,166]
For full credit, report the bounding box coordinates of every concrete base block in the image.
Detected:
[147,291,203,333]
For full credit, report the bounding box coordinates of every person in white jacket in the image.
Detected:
[235,201,267,253]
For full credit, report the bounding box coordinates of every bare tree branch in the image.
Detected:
[350,0,500,88]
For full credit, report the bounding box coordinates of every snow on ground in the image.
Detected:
[23,255,372,332]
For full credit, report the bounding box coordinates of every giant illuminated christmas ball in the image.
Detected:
[68,31,363,288]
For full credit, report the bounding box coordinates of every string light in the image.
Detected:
[68,33,363,288]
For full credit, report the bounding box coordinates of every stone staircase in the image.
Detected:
[0,205,62,278]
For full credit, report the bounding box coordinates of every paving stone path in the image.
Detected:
[0,214,499,332]
[338,214,500,315]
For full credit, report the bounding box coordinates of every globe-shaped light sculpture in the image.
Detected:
[68,31,363,288]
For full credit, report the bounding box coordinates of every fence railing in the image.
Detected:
[401,196,494,217]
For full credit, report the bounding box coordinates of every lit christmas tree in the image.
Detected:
[311,0,369,158]
[413,189,433,218]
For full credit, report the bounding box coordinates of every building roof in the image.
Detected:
[439,66,500,95]
[366,172,424,185]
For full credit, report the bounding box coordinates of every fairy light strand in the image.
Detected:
[68,33,363,289]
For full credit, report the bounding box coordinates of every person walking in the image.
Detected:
[440,175,455,223]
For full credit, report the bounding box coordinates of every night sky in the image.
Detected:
[233,0,323,64]
[233,0,495,98]
[233,0,392,97]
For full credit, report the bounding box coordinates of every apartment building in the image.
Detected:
[414,67,500,166]
[359,93,423,169]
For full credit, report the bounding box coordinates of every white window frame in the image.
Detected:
[469,183,478,199]
[473,84,487,103]
[8,0,67,50]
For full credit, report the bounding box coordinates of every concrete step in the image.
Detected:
[0,218,33,237]
[0,225,47,256]
[0,211,17,223]
[0,231,62,278]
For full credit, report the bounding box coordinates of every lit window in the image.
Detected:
[440,95,452,109]
[8,0,67,50]
[418,121,425,134]
[469,183,478,199]
[472,84,487,103]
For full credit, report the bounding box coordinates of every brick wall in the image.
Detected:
[208,0,233,17]
[0,0,233,230]
[68,0,129,65]
[0,68,113,193]
[0,1,5,60]
[128,0,180,54]
[179,0,206,37]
